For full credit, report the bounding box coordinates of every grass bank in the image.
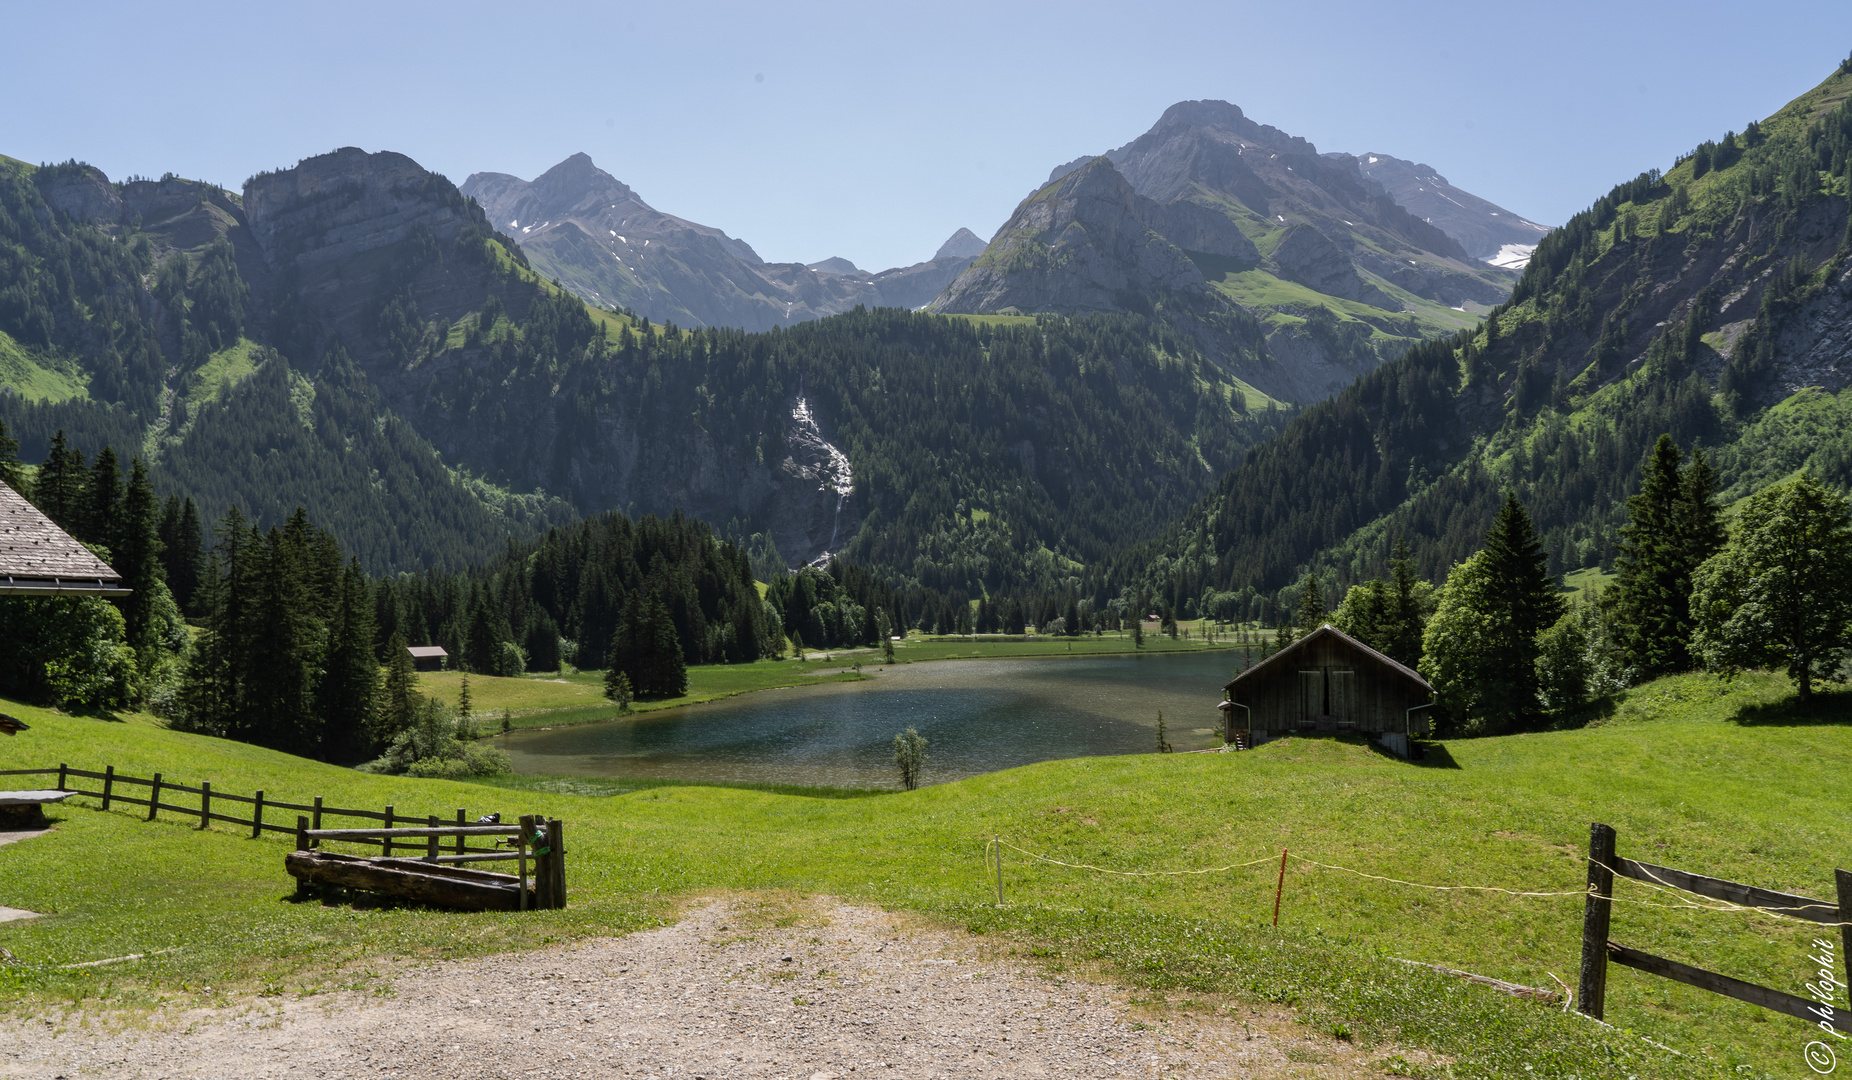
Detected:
[1,670,1845,1078]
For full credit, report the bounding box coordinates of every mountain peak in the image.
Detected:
[934,228,987,261]
[1153,99,1247,132]
[531,152,634,204]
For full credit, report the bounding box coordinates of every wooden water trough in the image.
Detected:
[286,815,567,911]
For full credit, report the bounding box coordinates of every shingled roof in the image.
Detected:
[0,481,130,596]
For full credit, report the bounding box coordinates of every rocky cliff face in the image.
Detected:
[461,154,978,328]
[935,100,1523,403]
[1349,152,1551,267]
[930,158,1215,314]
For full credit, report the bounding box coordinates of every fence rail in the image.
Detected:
[1578,822,1852,1031]
[14,762,514,857]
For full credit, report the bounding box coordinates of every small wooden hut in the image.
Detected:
[406,645,449,672]
[1221,624,1431,758]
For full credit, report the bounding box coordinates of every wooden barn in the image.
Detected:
[1220,624,1431,758]
[406,645,449,672]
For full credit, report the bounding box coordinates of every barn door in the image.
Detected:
[1297,670,1323,724]
[1328,669,1354,725]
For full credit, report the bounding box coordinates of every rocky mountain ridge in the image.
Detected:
[461,154,979,330]
[932,100,1525,403]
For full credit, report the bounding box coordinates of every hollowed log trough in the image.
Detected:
[286,851,534,911]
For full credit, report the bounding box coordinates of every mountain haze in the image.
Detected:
[460,155,979,330]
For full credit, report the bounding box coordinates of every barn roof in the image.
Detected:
[1226,624,1430,693]
[0,481,129,596]
[405,646,449,659]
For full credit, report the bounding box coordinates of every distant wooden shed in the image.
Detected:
[406,645,449,672]
[0,482,129,597]
[1220,624,1431,758]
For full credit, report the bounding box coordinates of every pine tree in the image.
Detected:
[1292,572,1326,640]
[0,417,20,492]
[378,631,420,746]
[603,666,634,713]
[158,496,205,614]
[1064,596,1081,637]
[1610,436,1725,677]
[1420,495,1565,736]
[83,446,123,552]
[637,593,688,697]
[320,560,380,763]
[116,458,164,659]
[241,523,321,755]
[33,430,87,530]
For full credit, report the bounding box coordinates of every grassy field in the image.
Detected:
[1,669,1847,1077]
[418,661,873,732]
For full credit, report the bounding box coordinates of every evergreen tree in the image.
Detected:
[116,458,164,659]
[1692,473,1852,701]
[464,588,501,673]
[0,416,20,492]
[1611,436,1700,676]
[320,560,380,763]
[157,496,204,614]
[1477,493,1565,725]
[1291,572,1326,640]
[1064,596,1081,637]
[1420,495,1565,734]
[83,446,122,552]
[240,522,321,754]
[175,507,253,737]
[33,430,86,530]
[603,666,633,713]
[377,631,420,746]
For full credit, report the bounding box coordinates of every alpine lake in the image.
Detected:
[497,648,1251,789]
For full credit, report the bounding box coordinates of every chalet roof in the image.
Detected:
[1226,624,1430,693]
[0,482,129,596]
[405,646,449,659]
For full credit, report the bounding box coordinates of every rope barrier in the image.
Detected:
[988,839,1852,925]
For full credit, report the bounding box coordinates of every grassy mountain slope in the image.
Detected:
[1118,63,1852,617]
[3,670,1847,1077]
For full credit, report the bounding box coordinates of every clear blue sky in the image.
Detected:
[5,2,1849,271]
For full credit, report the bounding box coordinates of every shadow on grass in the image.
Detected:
[1729,685,1852,727]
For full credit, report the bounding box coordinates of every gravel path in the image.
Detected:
[2,895,1413,1079]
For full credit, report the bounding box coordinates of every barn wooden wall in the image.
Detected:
[1227,636,1425,734]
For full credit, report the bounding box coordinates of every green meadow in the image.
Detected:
[0,669,1846,1079]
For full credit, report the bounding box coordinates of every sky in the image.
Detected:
[5,2,1851,272]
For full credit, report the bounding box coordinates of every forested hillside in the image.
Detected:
[0,149,1277,586]
[1115,60,1852,621]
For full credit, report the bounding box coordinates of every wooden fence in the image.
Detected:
[1578,822,1852,1030]
[2,764,512,858]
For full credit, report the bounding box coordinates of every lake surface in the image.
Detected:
[497,649,1251,789]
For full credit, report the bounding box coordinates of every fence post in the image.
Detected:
[383,805,395,857]
[1837,869,1852,1018]
[296,815,310,851]
[456,808,466,855]
[1577,822,1617,1020]
[547,818,566,909]
[312,795,322,840]
[427,815,439,862]
[516,814,531,912]
[101,765,114,811]
[200,781,212,829]
[56,763,67,791]
[147,772,162,821]
[252,790,264,839]
[520,815,541,910]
